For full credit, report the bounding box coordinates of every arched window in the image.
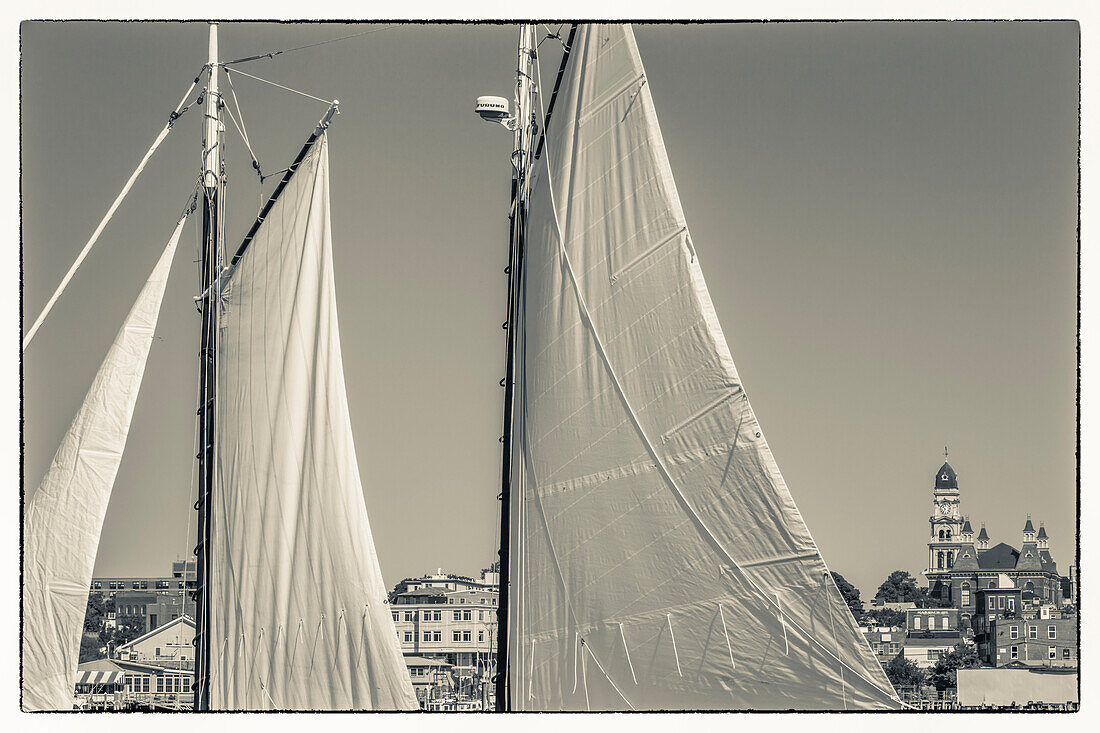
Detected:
[1025,581,1035,592]
[961,582,971,607]
[938,530,945,540]
[937,553,944,569]
[989,580,996,588]
[945,529,952,540]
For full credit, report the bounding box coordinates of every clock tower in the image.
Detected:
[927,457,963,573]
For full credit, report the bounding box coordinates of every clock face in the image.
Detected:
[939,504,952,515]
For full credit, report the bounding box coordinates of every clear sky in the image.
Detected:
[21,21,1078,601]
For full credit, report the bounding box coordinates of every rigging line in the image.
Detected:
[224,66,333,106]
[583,641,635,710]
[580,641,590,711]
[776,593,789,655]
[618,623,638,684]
[719,604,736,670]
[539,29,896,704]
[667,614,683,677]
[23,74,201,351]
[222,80,261,178]
[220,25,402,67]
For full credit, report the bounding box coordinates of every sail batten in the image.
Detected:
[21,220,185,711]
[210,133,416,710]
[509,24,901,710]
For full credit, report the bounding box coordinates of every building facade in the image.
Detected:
[92,559,197,635]
[391,586,498,673]
[921,461,1065,629]
[973,585,1077,668]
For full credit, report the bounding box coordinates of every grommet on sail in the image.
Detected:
[499,24,902,710]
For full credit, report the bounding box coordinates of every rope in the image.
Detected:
[580,641,590,711]
[225,66,333,106]
[719,604,736,670]
[332,610,346,670]
[583,641,635,710]
[776,593,789,655]
[667,614,683,677]
[220,25,401,67]
[618,623,638,684]
[23,74,200,350]
[223,72,262,179]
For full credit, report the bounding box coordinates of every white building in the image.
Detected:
[115,615,195,665]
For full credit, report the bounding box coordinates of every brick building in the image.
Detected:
[921,460,1066,630]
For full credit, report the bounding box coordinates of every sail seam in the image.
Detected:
[610,226,686,284]
[578,71,645,126]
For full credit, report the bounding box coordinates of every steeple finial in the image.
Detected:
[944,446,949,460]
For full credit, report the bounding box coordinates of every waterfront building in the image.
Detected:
[921,461,1066,628]
[391,585,498,674]
[114,615,195,666]
[91,559,197,636]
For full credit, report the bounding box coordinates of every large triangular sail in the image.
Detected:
[22,221,185,711]
[209,134,417,710]
[507,24,902,710]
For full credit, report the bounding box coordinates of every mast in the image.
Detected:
[193,21,222,712]
[495,22,536,712]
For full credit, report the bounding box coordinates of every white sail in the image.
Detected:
[210,134,417,710]
[508,24,902,710]
[22,221,184,711]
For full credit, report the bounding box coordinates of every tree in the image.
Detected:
[79,633,105,662]
[83,593,106,632]
[865,608,907,627]
[875,571,924,604]
[829,572,864,621]
[884,655,925,690]
[928,642,982,690]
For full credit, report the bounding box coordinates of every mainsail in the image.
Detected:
[22,221,185,711]
[507,24,902,710]
[209,134,417,710]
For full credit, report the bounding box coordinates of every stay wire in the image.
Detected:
[220,25,401,67]
[224,66,334,106]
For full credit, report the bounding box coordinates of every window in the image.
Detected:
[1049,646,1057,660]
[156,647,161,656]
[404,632,413,643]
[1010,646,1019,660]
[1010,626,1018,640]
[1048,626,1057,640]
[927,650,938,661]
[423,631,432,643]
[941,617,949,630]
[1007,598,1014,611]
[157,677,165,693]
[998,596,1005,610]
[478,630,484,643]
[1063,648,1071,659]
[404,611,414,622]
[391,612,399,622]
[453,630,462,642]
[961,583,971,607]
[913,617,921,630]
[1029,626,1037,639]
[989,580,996,588]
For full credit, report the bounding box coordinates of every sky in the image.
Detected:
[20,21,1078,601]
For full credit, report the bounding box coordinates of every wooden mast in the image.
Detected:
[495,22,536,712]
[193,21,222,712]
